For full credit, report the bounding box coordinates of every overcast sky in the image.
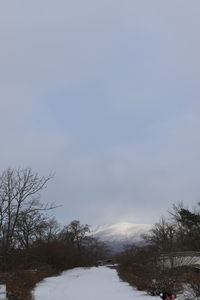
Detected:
[0,1,200,226]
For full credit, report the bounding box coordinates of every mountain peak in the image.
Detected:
[91,222,151,243]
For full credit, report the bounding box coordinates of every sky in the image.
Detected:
[0,1,200,226]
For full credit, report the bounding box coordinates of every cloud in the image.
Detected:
[0,1,200,225]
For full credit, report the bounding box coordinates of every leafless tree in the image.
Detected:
[60,220,90,249]
[84,236,109,260]
[15,211,60,249]
[0,167,54,252]
[143,217,177,253]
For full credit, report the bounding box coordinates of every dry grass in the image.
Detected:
[0,266,57,300]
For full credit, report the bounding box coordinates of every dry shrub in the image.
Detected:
[117,245,182,296]
[30,241,95,270]
[6,270,38,300]
[30,241,77,270]
[184,272,200,299]
[0,266,57,300]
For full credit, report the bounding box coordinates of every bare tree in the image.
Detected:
[0,167,54,252]
[60,220,90,249]
[43,217,61,242]
[15,211,60,249]
[83,236,109,260]
[143,217,177,253]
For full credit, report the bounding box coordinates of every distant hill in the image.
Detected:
[91,222,152,253]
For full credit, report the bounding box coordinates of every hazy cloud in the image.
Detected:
[0,1,200,225]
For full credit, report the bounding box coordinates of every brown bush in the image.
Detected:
[185,272,200,298]
[116,245,182,296]
[0,266,57,300]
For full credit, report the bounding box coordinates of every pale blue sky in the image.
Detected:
[0,1,200,225]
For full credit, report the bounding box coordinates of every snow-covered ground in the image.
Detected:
[32,266,159,300]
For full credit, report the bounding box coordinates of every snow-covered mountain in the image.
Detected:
[91,222,152,253]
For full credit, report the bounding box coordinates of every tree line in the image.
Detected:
[144,202,200,253]
[117,203,200,299]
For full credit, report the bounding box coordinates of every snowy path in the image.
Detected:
[32,266,159,300]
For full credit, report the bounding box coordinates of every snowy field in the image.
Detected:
[32,266,159,300]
